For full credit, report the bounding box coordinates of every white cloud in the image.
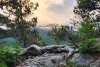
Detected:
[32,0,77,26]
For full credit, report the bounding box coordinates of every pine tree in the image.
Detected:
[0,0,39,47]
[74,0,100,20]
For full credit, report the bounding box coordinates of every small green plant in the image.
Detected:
[65,61,78,67]
[78,38,100,53]
[76,20,100,53]
[67,20,100,54]
[0,43,23,67]
[0,62,8,67]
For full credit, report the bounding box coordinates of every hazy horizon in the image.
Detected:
[0,0,77,26]
[33,0,77,26]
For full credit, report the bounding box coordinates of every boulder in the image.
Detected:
[72,53,100,67]
[19,45,75,57]
[18,53,67,67]
[41,45,67,53]
[17,45,100,67]
[18,44,42,60]
[25,44,42,56]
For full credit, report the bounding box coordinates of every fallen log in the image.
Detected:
[18,44,77,61]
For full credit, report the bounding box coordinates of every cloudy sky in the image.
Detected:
[33,0,77,26]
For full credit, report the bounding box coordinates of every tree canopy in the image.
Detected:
[74,0,100,20]
[0,0,39,47]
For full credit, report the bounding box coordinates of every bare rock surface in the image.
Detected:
[17,44,100,67]
[19,44,74,57]
[22,53,66,67]
[72,53,100,67]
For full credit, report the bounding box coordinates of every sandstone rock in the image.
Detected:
[19,44,41,58]
[22,53,67,67]
[16,45,77,67]
[17,45,100,67]
[41,45,67,53]
[72,53,100,67]
[19,45,74,57]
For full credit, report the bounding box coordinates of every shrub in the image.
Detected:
[48,26,68,44]
[0,44,23,67]
[0,62,8,67]
[78,38,100,53]
[76,20,100,53]
[67,20,100,54]
[65,61,78,67]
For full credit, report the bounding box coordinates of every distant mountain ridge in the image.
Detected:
[37,24,63,27]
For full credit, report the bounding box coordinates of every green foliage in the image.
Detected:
[74,0,100,38]
[48,26,67,44]
[0,0,39,47]
[0,29,12,38]
[63,61,78,67]
[66,63,77,67]
[67,31,80,48]
[0,62,8,67]
[78,38,100,53]
[0,44,23,67]
[65,20,100,53]
[74,0,100,20]
[27,29,46,46]
[74,0,100,53]
[77,0,96,11]
[79,20,96,37]
[76,20,100,53]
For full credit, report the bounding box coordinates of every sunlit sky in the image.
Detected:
[33,0,77,26]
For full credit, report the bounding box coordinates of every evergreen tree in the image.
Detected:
[72,0,100,53]
[77,20,100,53]
[74,0,100,20]
[0,0,39,47]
